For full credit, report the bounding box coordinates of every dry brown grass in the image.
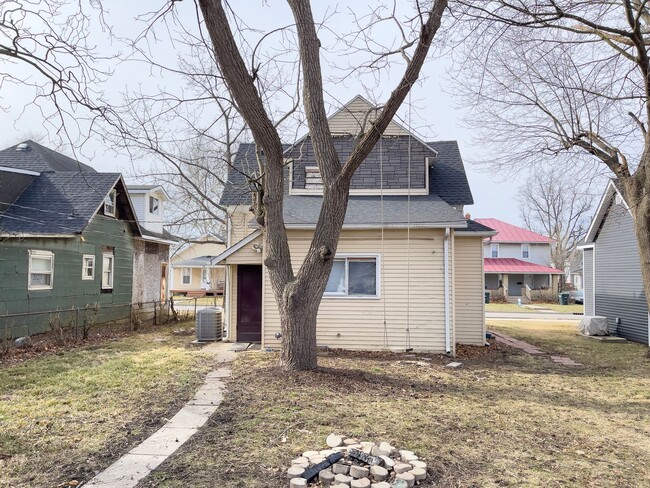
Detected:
[142,323,650,488]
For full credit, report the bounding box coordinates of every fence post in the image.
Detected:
[194,298,197,317]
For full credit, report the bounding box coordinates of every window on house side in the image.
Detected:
[28,250,54,290]
[104,189,116,217]
[491,243,499,258]
[82,255,95,280]
[149,196,159,214]
[102,253,114,289]
[521,244,530,259]
[305,166,323,190]
[182,268,191,285]
[324,256,379,297]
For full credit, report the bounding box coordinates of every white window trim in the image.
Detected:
[521,243,530,260]
[102,252,114,290]
[182,267,192,285]
[28,250,54,290]
[82,254,95,280]
[491,243,499,258]
[323,253,381,300]
[104,189,116,217]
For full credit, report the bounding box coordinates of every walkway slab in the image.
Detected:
[84,341,235,488]
[491,331,582,367]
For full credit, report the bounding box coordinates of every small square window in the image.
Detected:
[149,196,159,214]
[28,250,54,290]
[324,256,379,298]
[104,189,116,217]
[82,254,95,280]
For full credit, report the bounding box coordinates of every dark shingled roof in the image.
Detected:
[456,219,496,233]
[140,227,178,243]
[220,138,474,215]
[0,172,121,235]
[0,140,96,173]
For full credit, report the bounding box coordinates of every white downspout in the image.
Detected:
[444,227,451,354]
[223,264,230,341]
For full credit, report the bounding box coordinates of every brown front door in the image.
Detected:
[237,265,262,342]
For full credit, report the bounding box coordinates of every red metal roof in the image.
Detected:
[474,218,553,243]
[484,258,564,274]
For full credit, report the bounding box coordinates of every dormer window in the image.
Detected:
[149,196,160,215]
[104,190,116,217]
[305,166,323,190]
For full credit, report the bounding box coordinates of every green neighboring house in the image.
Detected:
[0,141,143,336]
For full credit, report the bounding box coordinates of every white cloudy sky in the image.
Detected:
[0,0,522,223]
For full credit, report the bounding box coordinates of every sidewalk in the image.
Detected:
[84,342,236,488]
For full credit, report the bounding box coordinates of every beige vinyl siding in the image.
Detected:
[454,235,485,345]
[229,206,257,244]
[328,97,408,137]
[173,241,225,261]
[171,267,224,292]
[262,228,447,352]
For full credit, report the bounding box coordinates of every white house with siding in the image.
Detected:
[579,180,649,345]
[212,96,495,354]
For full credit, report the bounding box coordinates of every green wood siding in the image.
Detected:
[0,215,135,335]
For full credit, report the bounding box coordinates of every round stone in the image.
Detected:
[399,450,414,458]
[390,480,408,488]
[333,463,350,475]
[351,478,371,488]
[370,483,391,488]
[394,462,412,474]
[335,473,353,484]
[411,467,426,481]
[327,433,344,447]
[320,469,336,483]
[303,450,319,458]
[287,466,305,478]
[292,456,309,465]
[350,465,369,478]
[361,442,374,454]
[320,449,337,457]
[309,455,326,465]
[344,438,359,445]
[401,453,418,462]
[409,460,426,470]
[290,478,307,488]
[379,442,394,454]
[396,471,415,488]
[369,465,388,481]
[331,485,350,488]
[379,455,395,468]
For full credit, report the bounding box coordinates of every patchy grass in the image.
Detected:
[143,325,650,488]
[486,303,584,314]
[0,323,214,487]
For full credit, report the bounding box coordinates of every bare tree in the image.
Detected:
[452,1,650,318]
[517,167,597,284]
[0,1,115,148]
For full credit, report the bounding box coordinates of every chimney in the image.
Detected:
[465,213,471,220]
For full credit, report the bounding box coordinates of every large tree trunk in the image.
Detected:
[625,179,650,321]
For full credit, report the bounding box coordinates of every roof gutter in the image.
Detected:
[283,221,468,230]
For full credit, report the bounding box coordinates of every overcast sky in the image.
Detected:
[0,1,524,224]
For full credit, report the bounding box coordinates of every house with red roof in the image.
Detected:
[474,218,563,300]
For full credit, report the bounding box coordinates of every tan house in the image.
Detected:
[170,233,226,296]
[213,96,495,354]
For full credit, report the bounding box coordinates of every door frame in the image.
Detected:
[236,264,263,343]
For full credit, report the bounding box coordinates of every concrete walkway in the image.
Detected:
[491,331,583,366]
[487,311,582,321]
[84,342,236,488]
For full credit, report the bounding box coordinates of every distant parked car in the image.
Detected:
[569,290,584,305]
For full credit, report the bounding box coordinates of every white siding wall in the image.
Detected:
[131,194,146,223]
[262,228,449,352]
[454,236,485,345]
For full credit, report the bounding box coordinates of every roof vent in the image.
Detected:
[16,143,30,151]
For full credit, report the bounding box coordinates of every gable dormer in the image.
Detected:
[287,96,436,196]
[0,166,39,213]
[127,185,170,234]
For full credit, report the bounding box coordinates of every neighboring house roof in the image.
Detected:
[139,226,178,244]
[0,172,127,235]
[583,179,628,245]
[173,256,225,267]
[456,219,497,235]
[0,140,96,173]
[475,218,554,243]
[484,258,563,274]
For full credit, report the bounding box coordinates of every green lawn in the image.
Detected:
[486,302,584,314]
[143,320,650,488]
[0,323,214,487]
